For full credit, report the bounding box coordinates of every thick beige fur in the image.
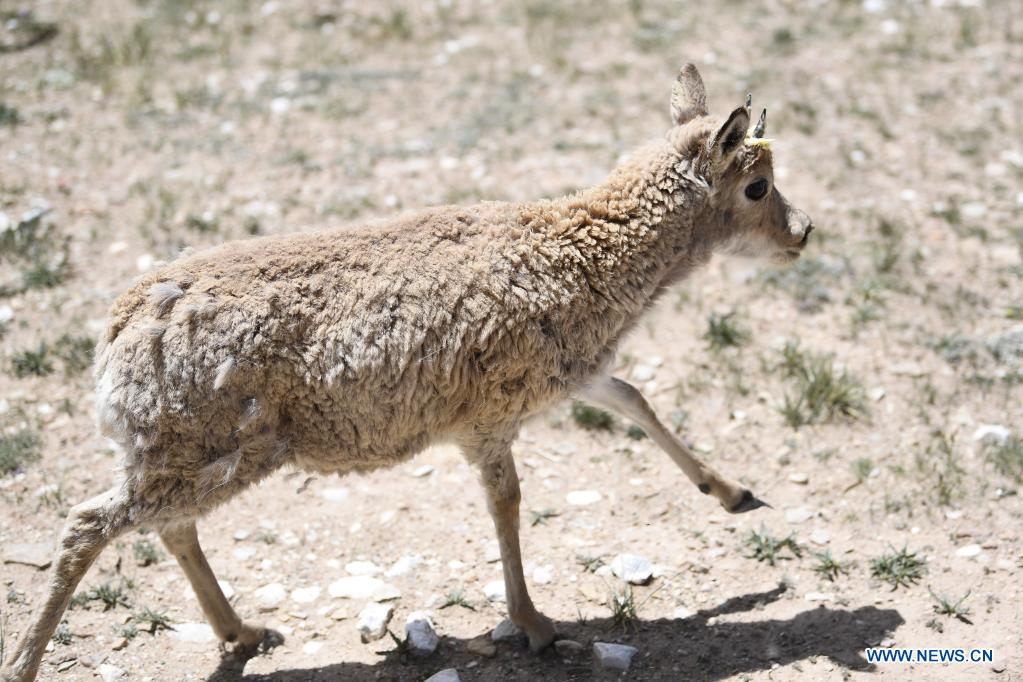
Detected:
[1,64,813,681]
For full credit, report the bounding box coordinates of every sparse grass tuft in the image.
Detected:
[576,554,605,573]
[870,547,925,590]
[133,539,162,567]
[778,343,866,428]
[744,528,802,566]
[625,424,647,440]
[135,607,174,633]
[928,587,972,623]
[704,311,750,351]
[0,427,41,475]
[812,550,850,581]
[984,436,1023,483]
[529,508,559,526]
[54,334,95,377]
[10,344,54,377]
[438,588,475,611]
[570,401,614,431]
[608,584,637,630]
[51,621,72,645]
[73,580,132,611]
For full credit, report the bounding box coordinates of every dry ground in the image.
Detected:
[2,1,1022,680]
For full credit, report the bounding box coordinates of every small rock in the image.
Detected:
[788,472,809,485]
[302,641,324,655]
[233,529,250,541]
[809,529,831,545]
[328,576,400,601]
[483,580,506,602]
[291,585,321,604]
[78,653,106,669]
[98,663,125,681]
[253,583,287,610]
[2,543,53,570]
[868,387,886,402]
[467,636,497,657]
[610,554,653,585]
[566,490,602,506]
[484,541,501,563]
[554,639,585,657]
[385,555,422,578]
[405,612,439,657]
[169,622,216,643]
[233,546,257,561]
[630,364,656,382]
[346,560,382,576]
[956,544,983,559]
[973,424,1011,444]
[532,565,553,585]
[111,637,128,651]
[411,464,435,477]
[321,487,349,503]
[805,592,835,602]
[357,602,394,642]
[593,642,639,671]
[785,506,814,524]
[673,606,694,619]
[491,618,523,643]
[890,362,926,377]
[992,663,1006,673]
[56,659,77,672]
[425,669,460,682]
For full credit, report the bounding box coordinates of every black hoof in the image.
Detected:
[727,489,772,514]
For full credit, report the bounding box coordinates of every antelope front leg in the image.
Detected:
[463,433,556,652]
[577,376,769,513]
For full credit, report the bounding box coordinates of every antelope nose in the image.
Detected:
[799,223,814,247]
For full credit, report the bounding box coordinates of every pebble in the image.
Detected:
[955,544,982,559]
[785,506,814,524]
[630,364,656,382]
[233,529,250,541]
[483,580,506,602]
[425,670,460,682]
[302,641,324,655]
[610,554,653,585]
[484,541,501,563]
[554,639,585,657]
[788,472,809,485]
[98,663,126,681]
[254,583,287,610]
[233,546,257,561]
[491,619,523,643]
[357,602,394,642]
[566,490,602,506]
[805,592,835,602]
[810,529,831,545]
[405,612,439,657]
[321,487,349,503]
[345,560,382,576]
[532,565,553,585]
[169,622,216,643]
[411,465,435,477]
[111,637,128,651]
[328,576,401,601]
[593,642,639,671]
[467,636,497,657]
[291,586,321,604]
[973,424,1011,444]
[386,555,422,578]
[56,659,77,672]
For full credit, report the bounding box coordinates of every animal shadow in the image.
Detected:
[208,585,904,681]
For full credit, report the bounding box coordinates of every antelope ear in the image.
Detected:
[707,106,750,171]
[670,63,708,126]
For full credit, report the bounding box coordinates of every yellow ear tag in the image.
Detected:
[746,137,774,149]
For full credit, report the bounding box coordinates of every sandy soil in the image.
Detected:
[1,1,1022,680]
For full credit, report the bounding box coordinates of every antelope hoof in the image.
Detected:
[524,615,557,653]
[727,489,771,514]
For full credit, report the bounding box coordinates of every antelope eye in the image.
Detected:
[745,178,769,201]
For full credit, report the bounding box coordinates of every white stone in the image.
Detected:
[99,664,126,681]
[630,364,656,382]
[810,529,831,545]
[673,606,694,619]
[385,555,422,578]
[788,472,809,484]
[321,487,349,502]
[956,544,982,558]
[302,641,324,655]
[593,642,639,671]
[253,583,287,610]
[0,305,13,324]
[233,546,257,561]
[233,529,250,541]
[610,554,653,585]
[785,506,814,524]
[328,576,400,601]
[169,622,216,643]
[136,253,155,271]
[483,580,506,602]
[973,424,1011,444]
[425,669,460,682]
[346,560,382,576]
[805,592,835,602]
[357,602,394,642]
[566,490,602,506]
[405,612,439,657]
[291,585,321,604]
[491,618,523,642]
[411,464,435,477]
[532,565,553,585]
